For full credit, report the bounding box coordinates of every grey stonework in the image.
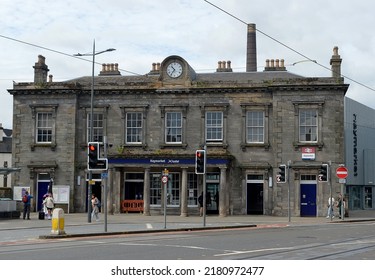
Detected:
[8,50,348,217]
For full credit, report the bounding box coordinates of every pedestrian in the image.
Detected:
[198,192,204,216]
[91,194,100,221]
[337,194,345,219]
[326,196,335,218]
[43,193,55,220]
[206,191,212,207]
[214,191,219,211]
[22,191,33,220]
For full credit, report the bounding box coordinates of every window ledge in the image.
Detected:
[205,142,228,149]
[241,142,270,151]
[293,142,324,151]
[159,143,188,149]
[31,143,56,151]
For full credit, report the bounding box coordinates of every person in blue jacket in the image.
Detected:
[22,191,33,220]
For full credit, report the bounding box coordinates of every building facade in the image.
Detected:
[345,97,375,210]
[9,29,349,217]
[0,124,12,188]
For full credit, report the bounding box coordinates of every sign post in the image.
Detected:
[336,166,348,221]
[162,169,169,229]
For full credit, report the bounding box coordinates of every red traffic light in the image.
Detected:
[195,149,206,174]
[89,144,96,151]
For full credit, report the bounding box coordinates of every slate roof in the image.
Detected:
[0,128,12,153]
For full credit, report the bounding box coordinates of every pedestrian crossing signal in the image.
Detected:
[318,164,329,182]
[276,164,286,183]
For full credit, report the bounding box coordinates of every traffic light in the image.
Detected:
[195,150,206,174]
[318,164,329,182]
[88,142,99,170]
[87,142,108,171]
[276,164,286,183]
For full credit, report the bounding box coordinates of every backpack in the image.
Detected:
[96,199,101,208]
[22,195,28,203]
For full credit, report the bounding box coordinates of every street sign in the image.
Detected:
[336,166,348,179]
[161,176,168,184]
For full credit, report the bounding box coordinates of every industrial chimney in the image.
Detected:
[246,23,257,72]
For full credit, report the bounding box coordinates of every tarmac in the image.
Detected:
[0,209,374,239]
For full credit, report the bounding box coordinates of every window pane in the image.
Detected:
[87,113,104,142]
[165,112,182,143]
[36,113,52,143]
[299,110,317,142]
[126,112,143,143]
[246,111,264,143]
[206,111,223,141]
[187,173,198,206]
[167,173,180,206]
[150,174,162,205]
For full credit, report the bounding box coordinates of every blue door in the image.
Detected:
[300,183,317,216]
[37,181,49,211]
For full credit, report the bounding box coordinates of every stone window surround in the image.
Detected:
[29,104,58,151]
[120,105,149,149]
[200,103,229,148]
[240,103,271,151]
[293,101,324,150]
[159,104,188,149]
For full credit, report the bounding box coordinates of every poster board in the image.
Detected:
[13,186,30,201]
[52,185,70,213]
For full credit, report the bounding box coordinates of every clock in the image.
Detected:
[166,61,183,78]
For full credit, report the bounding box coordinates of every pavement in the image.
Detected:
[0,209,374,239]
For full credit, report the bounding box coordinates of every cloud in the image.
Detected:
[1,0,375,128]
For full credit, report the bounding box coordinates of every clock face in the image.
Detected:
[166,62,183,78]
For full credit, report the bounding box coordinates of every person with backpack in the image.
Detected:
[22,191,33,220]
[91,194,100,222]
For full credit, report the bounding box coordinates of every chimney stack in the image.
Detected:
[99,63,121,76]
[330,46,342,80]
[33,55,49,83]
[246,23,257,72]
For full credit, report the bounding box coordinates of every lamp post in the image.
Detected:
[74,40,115,222]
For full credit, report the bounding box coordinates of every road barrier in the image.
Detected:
[51,208,66,235]
[121,200,144,213]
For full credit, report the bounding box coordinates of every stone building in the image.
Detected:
[0,124,13,188]
[8,25,349,217]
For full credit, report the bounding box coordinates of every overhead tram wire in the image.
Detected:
[0,34,141,76]
[203,0,375,93]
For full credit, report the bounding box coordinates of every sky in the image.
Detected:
[1,0,375,129]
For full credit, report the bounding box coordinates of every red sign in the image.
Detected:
[336,166,348,179]
[161,176,168,184]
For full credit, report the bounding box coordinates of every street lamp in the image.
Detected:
[74,40,115,222]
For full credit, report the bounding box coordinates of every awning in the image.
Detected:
[0,168,21,176]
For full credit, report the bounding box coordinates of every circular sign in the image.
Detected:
[161,176,168,184]
[336,166,348,179]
